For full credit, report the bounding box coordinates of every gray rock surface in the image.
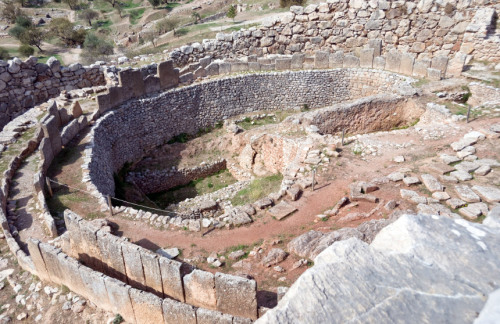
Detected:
[258,214,500,324]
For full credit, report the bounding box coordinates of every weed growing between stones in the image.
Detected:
[231,174,283,206]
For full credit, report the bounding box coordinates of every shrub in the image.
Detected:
[81,32,114,63]
[0,2,22,24]
[0,47,9,60]
[280,0,306,8]
[18,44,34,57]
[15,15,32,28]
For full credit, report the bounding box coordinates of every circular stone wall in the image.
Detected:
[88,68,415,199]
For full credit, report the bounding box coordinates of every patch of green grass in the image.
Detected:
[157,2,181,10]
[129,8,145,25]
[122,0,141,9]
[412,78,430,88]
[37,54,64,65]
[238,116,277,130]
[391,118,420,130]
[231,173,283,206]
[93,19,113,31]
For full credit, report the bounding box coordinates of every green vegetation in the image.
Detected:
[128,8,145,25]
[81,32,114,63]
[412,78,430,88]
[18,44,34,57]
[148,169,237,208]
[112,314,124,324]
[38,54,64,64]
[231,173,283,206]
[226,5,237,21]
[79,8,100,26]
[0,47,9,60]
[279,0,306,8]
[391,118,420,130]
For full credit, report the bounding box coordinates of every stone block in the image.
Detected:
[118,69,145,100]
[343,55,360,68]
[385,50,401,73]
[447,52,467,78]
[61,119,80,146]
[260,64,275,71]
[427,68,442,81]
[56,252,86,295]
[63,210,83,257]
[27,239,51,282]
[360,49,374,68]
[248,62,261,71]
[78,219,104,272]
[140,250,164,297]
[108,86,124,110]
[206,63,219,76]
[38,242,64,286]
[219,63,231,74]
[215,272,258,319]
[179,72,194,84]
[158,60,179,89]
[275,58,292,70]
[431,56,448,76]
[58,107,70,126]
[129,289,164,324]
[77,264,110,310]
[199,56,212,68]
[413,59,430,78]
[329,51,343,68]
[47,101,61,127]
[96,230,128,283]
[39,138,54,173]
[122,242,147,291]
[96,93,111,114]
[42,115,62,157]
[368,39,382,57]
[69,101,82,119]
[104,277,136,324]
[159,257,185,302]
[194,67,206,79]
[231,62,249,73]
[291,53,305,69]
[373,56,385,69]
[162,298,197,324]
[314,51,330,69]
[196,308,233,324]
[183,269,216,310]
[400,53,415,75]
[144,75,161,94]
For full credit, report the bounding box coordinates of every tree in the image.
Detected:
[62,0,79,10]
[48,18,86,46]
[19,27,44,51]
[79,9,99,26]
[15,14,31,27]
[0,1,22,24]
[148,0,161,8]
[191,11,200,24]
[18,44,34,57]
[0,47,9,60]
[155,17,179,36]
[104,0,118,8]
[142,31,157,47]
[227,5,236,22]
[81,32,114,63]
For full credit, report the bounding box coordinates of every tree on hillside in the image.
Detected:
[148,0,161,8]
[0,1,22,24]
[79,9,99,26]
[191,12,201,24]
[19,27,44,51]
[104,0,119,8]
[155,17,179,36]
[142,31,158,47]
[62,0,79,10]
[227,5,237,22]
[81,32,114,63]
[47,18,87,46]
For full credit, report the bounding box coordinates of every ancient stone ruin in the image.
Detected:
[0,0,499,323]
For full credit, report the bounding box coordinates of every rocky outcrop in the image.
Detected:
[258,213,500,323]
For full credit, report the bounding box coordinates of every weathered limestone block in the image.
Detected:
[78,219,104,272]
[47,101,61,127]
[61,119,80,146]
[158,60,179,89]
[118,69,145,100]
[104,277,136,324]
[386,50,401,73]
[275,58,292,70]
[140,250,164,297]
[431,56,448,77]
[129,289,164,324]
[78,265,112,312]
[373,56,385,70]
[205,63,219,76]
[248,62,261,71]
[291,53,305,69]
[159,257,185,302]
[39,137,54,173]
[183,269,216,310]
[413,59,430,78]
[400,54,415,76]
[231,62,249,72]
[63,210,83,257]
[96,93,111,114]
[447,52,467,78]
[219,63,231,74]
[144,75,161,94]
[96,230,128,283]
[37,242,64,285]
[122,242,147,291]
[42,115,62,157]
[343,55,360,68]
[215,272,258,319]
[194,67,207,79]
[162,298,197,324]
[27,239,51,282]
[69,101,82,119]
[315,51,330,69]
[56,252,86,295]
[360,49,374,68]
[196,308,233,324]
[427,68,442,81]
[368,39,382,57]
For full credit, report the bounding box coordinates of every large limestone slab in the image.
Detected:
[121,242,147,291]
[96,230,127,283]
[162,298,197,324]
[118,69,145,99]
[104,277,136,323]
[455,185,481,203]
[140,250,164,297]
[472,186,500,203]
[196,308,233,324]
[129,289,164,324]
[258,214,500,323]
[183,269,216,310]
[421,174,443,192]
[158,60,179,89]
[159,257,185,302]
[314,51,329,69]
[215,272,257,319]
[268,201,297,220]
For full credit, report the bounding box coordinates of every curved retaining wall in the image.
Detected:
[87,68,415,200]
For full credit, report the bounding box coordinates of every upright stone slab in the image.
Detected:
[413,59,430,78]
[196,308,233,324]
[104,277,136,324]
[159,257,185,302]
[205,63,219,76]
[248,62,261,71]
[38,242,64,286]
[107,86,124,110]
[158,60,179,89]
[218,63,231,74]
[118,69,145,100]
[129,289,164,324]
[42,115,62,157]
[47,101,61,128]
[360,49,374,68]
[343,55,360,68]
[447,52,467,78]
[27,239,51,282]
[140,250,164,297]
[39,137,54,173]
[215,272,258,320]
[96,230,128,283]
[144,75,161,94]
[275,58,292,70]
[291,53,305,69]
[121,242,147,291]
[63,210,83,257]
[386,50,401,73]
[79,266,112,311]
[368,39,382,57]
[179,72,194,84]
[431,56,448,78]
[427,68,442,81]
[183,269,216,310]
[78,219,104,272]
[96,93,111,114]
[400,54,415,75]
[162,298,197,324]
[231,62,249,72]
[314,51,329,69]
[194,67,206,79]
[373,56,385,69]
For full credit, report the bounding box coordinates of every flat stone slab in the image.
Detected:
[432,192,450,201]
[439,175,459,183]
[421,174,444,192]
[254,198,273,209]
[463,131,485,142]
[455,161,481,173]
[427,163,455,175]
[490,124,500,133]
[459,203,489,220]
[403,177,421,186]
[450,170,473,182]
[268,201,298,220]
[446,198,466,209]
[472,185,500,203]
[476,159,500,168]
[450,137,477,151]
[455,185,481,203]
[440,154,461,165]
[457,146,476,159]
[475,165,491,176]
[400,189,427,204]
[417,203,457,218]
[156,248,179,259]
[387,172,404,182]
